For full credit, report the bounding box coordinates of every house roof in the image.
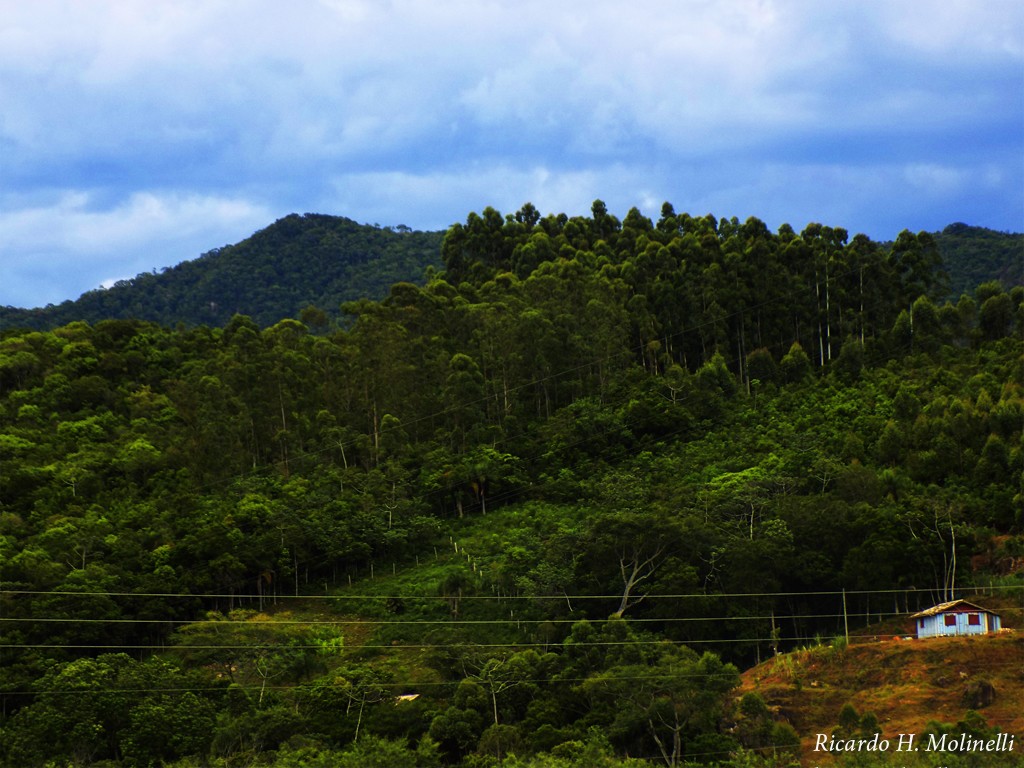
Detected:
[910,599,999,619]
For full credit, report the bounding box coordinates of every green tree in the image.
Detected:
[778,342,812,385]
[581,645,739,767]
[979,290,1013,340]
[428,679,490,761]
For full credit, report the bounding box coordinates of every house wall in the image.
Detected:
[916,610,1000,638]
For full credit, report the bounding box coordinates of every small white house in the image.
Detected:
[911,599,1001,638]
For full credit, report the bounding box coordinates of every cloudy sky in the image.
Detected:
[1,0,1022,308]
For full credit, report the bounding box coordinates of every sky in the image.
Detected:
[1,0,1022,308]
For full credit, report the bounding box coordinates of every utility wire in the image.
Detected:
[0,632,959,650]
[0,611,898,625]
[4,585,1020,600]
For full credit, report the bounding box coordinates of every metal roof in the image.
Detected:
[910,599,1000,619]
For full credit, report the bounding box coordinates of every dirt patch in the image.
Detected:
[741,633,1024,765]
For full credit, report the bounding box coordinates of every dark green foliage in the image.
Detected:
[935,223,1024,297]
[779,342,812,384]
[1,202,1022,768]
[3,654,221,767]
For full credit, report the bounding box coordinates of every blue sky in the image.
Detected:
[1,0,1022,308]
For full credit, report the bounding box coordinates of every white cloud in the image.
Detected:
[0,191,273,306]
[5,0,1019,164]
[325,164,670,230]
[872,0,1024,58]
[0,191,268,255]
[902,163,969,195]
[1,0,1021,307]
[99,276,129,290]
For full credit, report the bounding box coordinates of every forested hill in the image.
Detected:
[0,202,1022,767]
[933,222,1023,297]
[0,214,444,330]
[0,214,1019,333]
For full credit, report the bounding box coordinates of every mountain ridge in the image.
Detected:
[1,215,1019,332]
[0,213,444,330]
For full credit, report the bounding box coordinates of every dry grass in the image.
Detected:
[741,631,1024,765]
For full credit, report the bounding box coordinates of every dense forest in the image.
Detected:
[0,215,444,331]
[0,213,1019,335]
[0,202,1022,767]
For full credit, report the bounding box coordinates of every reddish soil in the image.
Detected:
[740,631,1024,765]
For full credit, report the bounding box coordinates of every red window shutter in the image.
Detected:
[968,613,980,626]
[944,614,957,626]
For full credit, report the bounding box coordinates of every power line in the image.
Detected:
[0,632,957,651]
[4,584,1020,600]
[8,630,1019,653]
[0,611,895,626]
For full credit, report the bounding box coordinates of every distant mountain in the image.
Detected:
[934,222,1023,297]
[1,217,1017,332]
[0,214,444,330]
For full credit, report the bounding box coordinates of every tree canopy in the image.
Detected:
[1,202,1022,767]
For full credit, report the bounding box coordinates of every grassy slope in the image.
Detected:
[742,609,1024,762]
